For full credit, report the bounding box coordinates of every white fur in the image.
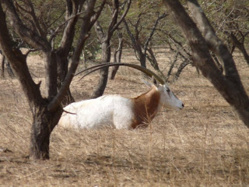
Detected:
[158,84,183,110]
[59,95,135,129]
[58,84,184,129]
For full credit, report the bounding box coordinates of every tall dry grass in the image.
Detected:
[0,51,248,186]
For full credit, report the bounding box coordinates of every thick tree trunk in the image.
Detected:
[30,101,62,159]
[0,0,105,161]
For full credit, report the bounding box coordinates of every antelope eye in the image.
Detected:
[166,88,170,94]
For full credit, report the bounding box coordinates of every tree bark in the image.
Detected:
[163,0,249,128]
[91,39,111,98]
[1,53,5,77]
[91,0,131,98]
[30,101,62,159]
[55,50,75,104]
[48,0,105,111]
[110,32,123,80]
[0,0,105,160]
[230,33,249,65]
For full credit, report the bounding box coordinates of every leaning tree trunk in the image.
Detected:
[163,0,249,128]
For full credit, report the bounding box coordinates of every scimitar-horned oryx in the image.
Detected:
[58,63,184,129]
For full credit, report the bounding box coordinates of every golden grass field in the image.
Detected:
[0,49,249,186]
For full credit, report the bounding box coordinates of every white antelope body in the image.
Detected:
[58,83,184,129]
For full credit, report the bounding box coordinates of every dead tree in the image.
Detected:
[163,0,249,128]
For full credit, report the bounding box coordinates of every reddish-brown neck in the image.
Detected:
[131,87,161,129]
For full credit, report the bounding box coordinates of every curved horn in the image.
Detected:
[76,63,165,84]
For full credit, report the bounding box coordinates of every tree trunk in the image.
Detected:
[110,32,123,80]
[139,53,147,68]
[1,54,14,78]
[92,40,110,98]
[0,0,105,160]
[239,47,249,65]
[1,54,5,77]
[163,0,249,128]
[90,1,130,97]
[55,50,74,105]
[6,61,15,77]
[30,100,62,159]
[230,33,249,65]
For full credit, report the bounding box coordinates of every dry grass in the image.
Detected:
[0,50,249,186]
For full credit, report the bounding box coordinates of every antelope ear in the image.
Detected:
[142,76,158,87]
[152,76,158,86]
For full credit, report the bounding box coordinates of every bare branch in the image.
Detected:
[47,0,106,112]
[0,2,43,109]
[163,0,249,127]
[2,0,50,51]
[123,18,144,65]
[187,0,241,83]
[26,0,46,37]
[59,3,82,51]
[144,13,168,53]
[110,0,131,34]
